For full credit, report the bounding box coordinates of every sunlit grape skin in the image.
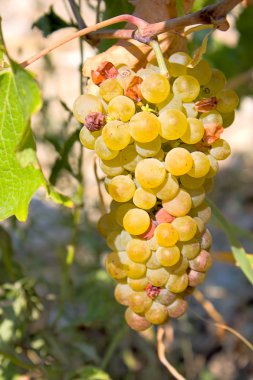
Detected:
[73,53,238,331]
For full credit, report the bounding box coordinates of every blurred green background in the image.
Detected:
[0,1,252,379]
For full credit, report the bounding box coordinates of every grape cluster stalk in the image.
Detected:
[73,52,238,331]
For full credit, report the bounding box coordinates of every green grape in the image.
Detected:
[221,111,235,128]
[133,187,156,210]
[102,120,131,150]
[106,229,132,251]
[141,73,170,103]
[123,208,150,235]
[166,273,188,293]
[201,68,226,97]
[185,186,205,208]
[156,246,181,266]
[99,78,123,102]
[181,118,205,144]
[128,276,149,291]
[135,136,161,158]
[145,302,168,324]
[79,127,101,150]
[187,60,212,85]
[167,297,188,318]
[165,147,193,176]
[167,254,188,275]
[128,291,153,313]
[206,155,219,178]
[146,268,170,287]
[129,111,160,143]
[105,251,127,280]
[121,145,142,172]
[153,173,179,201]
[216,89,239,113]
[159,109,188,140]
[95,135,119,160]
[188,151,211,178]
[114,283,133,306]
[210,139,231,160]
[200,229,213,250]
[156,289,177,306]
[188,269,206,287]
[168,51,191,77]
[189,249,212,273]
[154,223,179,247]
[163,188,192,217]
[97,212,118,237]
[190,202,211,224]
[123,255,147,279]
[125,308,151,331]
[126,239,151,263]
[171,216,197,241]
[73,94,103,123]
[107,175,136,202]
[180,174,205,190]
[108,95,135,121]
[135,158,166,188]
[115,202,135,226]
[146,251,161,269]
[179,238,200,260]
[173,75,200,102]
[182,102,198,118]
[100,155,124,177]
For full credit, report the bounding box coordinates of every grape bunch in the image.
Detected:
[73,52,238,331]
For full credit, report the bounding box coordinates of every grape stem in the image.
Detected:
[149,39,168,76]
[21,0,243,68]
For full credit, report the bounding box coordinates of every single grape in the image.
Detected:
[115,202,135,226]
[180,174,205,190]
[210,139,231,160]
[133,187,157,210]
[156,246,181,266]
[146,268,170,287]
[114,283,133,306]
[167,297,188,318]
[102,120,131,150]
[173,75,200,102]
[145,302,168,324]
[128,277,149,291]
[108,175,136,202]
[108,95,135,121]
[125,308,151,331]
[154,223,179,247]
[188,270,206,287]
[188,151,211,178]
[126,239,151,263]
[163,188,192,217]
[95,135,119,160]
[106,229,132,250]
[171,216,197,241]
[79,127,101,149]
[73,94,103,123]
[141,73,170,103]
[135,158,166,188]
[99,78,123,102]
[190,202,212,224]
[100,155,124,177]
[121,145,142,172]
[105,251,127,280]
[159,109,188,140]
[165,147,193,176]
[185,186,206,208]
[216,89,239,113]
[200,229,213,250]
[135,136,161,158]
[97,212,118,237]
[189,249,212,272]
[128,291,153,314]
[154,173,179,201]
[201,69,226,97]
[166,273,188,293]
[146,251,162,269]
[179,238,200,260]
[156,289,177,306]
[129,111,160,143]
[123,208,150,235]
[168,52,191,77]
[187,60,212,85]
[181,118,205,144]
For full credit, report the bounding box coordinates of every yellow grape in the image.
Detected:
[168,52,191,77]
[185,186,205,208]
[133,187,156,210]
[145,302,168,324]
[97,212,118,237]
[156,246,181,266]
[95,136,119,160]
[166,273,188,293]
[114,283,133,306]
[210,139,231,160]
[126,239,151,263]
[108,175,136,202]
[128,292,152,314]
[201,68,226,97]
[79,127,101,150]
[173,75,200,102]
[216,89,239,113]
[187,60,212,85]
[108,95,135,121]
[135,136,161,158]
[115,202,135,226]
[135,158,166,189]
[188,151,211,178]
[206,155,219,178]
[125,308,151,331]
[121,145,142,172]
[105,251,127,280]
[127,277,149,291]
[154,223,179,247]
[179,238,200,260]
[146,268,170,287]
[124,256,147,279]
[171,216,197,241]
[163,188,192,217]
[159,109,188,140]
[99,78,123,102]
[123,208,150,235]
[129,111,160,143]
[99,155,124,177]
[165,147,193,176]
[102,120,131,150]
[73,94,103,123]
[141,73,170,103]
[181,118,205,144]
[153,173,179,201]
[180,174,205,190]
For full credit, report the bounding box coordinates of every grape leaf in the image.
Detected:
[32,6,73,37]
[0,64,46,221]
[207,198,253,285]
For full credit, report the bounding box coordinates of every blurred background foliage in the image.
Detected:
[0,0,253,379]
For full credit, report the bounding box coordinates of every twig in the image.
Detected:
[68,0,86,29]
[193,289,225,338]
[21,0,243,68]
[157,326,186,380]
[93,156,107,215]
[96,0,102,24]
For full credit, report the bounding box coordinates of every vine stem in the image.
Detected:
[21,0,243,68]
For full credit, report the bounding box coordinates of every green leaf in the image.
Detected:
[32,6,73,37]
[207,198,253,285]
[0,65,46,221]
[48,188,74,208]
[70,366,111,380]
[176,0,184,17]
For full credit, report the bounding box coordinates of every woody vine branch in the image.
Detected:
[21,0,243,68]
